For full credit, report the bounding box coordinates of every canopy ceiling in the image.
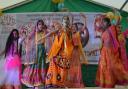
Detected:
[89,0,128,12]
[0,0,32,11]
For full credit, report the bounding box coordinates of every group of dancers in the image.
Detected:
[0,14,88,89]
[0,11,128,89]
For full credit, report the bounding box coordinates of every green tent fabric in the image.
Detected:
[3,0,127,15]
[4,0,51,12]
[2,0,128,88]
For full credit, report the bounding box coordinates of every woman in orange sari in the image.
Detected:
[64,13,88,88]
[45,16,74,88]
[96,17,128,88]
[64,23,88,88]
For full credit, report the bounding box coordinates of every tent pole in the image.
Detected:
[120,0,128,11]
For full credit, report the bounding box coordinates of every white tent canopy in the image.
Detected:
[0,0,32,11]
[123,2,128,12]
[88,0,128,12]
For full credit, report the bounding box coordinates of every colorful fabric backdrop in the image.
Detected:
[0,12,104,64]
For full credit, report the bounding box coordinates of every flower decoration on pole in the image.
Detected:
[113,10,122,25]
[106,10,122,25]
[58,0,65,11]
[51,0,65,11]
[52,0,60,4]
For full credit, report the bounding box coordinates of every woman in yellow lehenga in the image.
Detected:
[96,17,128,88]
[45,16,74,88]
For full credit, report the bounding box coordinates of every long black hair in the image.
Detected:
[36,19,47,31]
[103,17,111,27]
[5,29,19,57]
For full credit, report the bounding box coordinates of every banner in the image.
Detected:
[0,12,103,64]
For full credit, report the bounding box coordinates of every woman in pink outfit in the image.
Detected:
[0,29,22,89]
